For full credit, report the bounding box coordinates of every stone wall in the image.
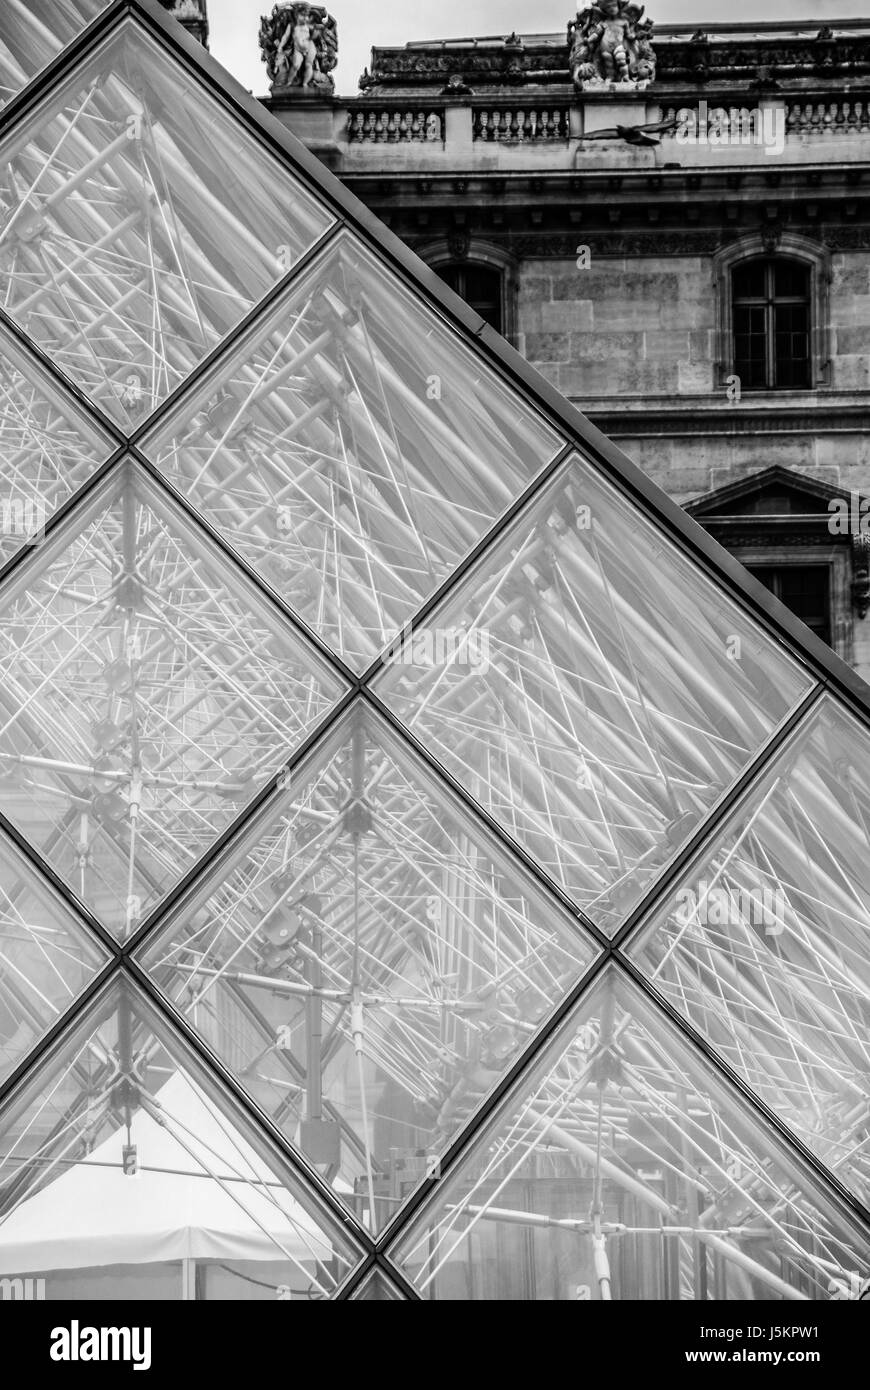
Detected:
[518,251,870,504]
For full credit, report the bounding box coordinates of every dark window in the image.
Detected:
[437,264,503,334]
[733,258,811,390]
[747,564,831,645]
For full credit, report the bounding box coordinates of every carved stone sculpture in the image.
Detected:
[568,3,657,90]
[259,4,338,95]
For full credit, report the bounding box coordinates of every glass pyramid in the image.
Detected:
[0,0,865,1300]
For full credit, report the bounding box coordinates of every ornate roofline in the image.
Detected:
[361,23,870,93]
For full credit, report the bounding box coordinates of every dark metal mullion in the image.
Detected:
[610,954,870,1229]
[122,684,359,957]
[375,940,870,1261]
[335,1251,422,1301]
[0,303,125,452]
[0,952,118,1112]
[121,955,376,1255]
[608,681,827,952]
[129,447,359,688]
[373,947,611,1252]
[0,443,126,592]
[359,686,609,950]
[0,0,131,136]
[125,220,347,450]
[358,442,575,684]
[0,803,118,957]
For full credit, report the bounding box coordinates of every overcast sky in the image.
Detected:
[206,1,870,97]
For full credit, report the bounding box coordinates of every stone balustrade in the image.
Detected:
[473,107,571,142]
[347,108,444,143]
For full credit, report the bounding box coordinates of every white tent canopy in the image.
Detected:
[0,1073,337,1277]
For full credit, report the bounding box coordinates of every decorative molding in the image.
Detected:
[587,405,870,438]
[362,30,870,92]
[506,230,724,257]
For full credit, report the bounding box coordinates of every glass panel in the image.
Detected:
[774,304,810,388]
[774,261,810,300]
[142,232,560,670]
[0,463,344,939]
[390,966,869,1300]
[0,325,112,567]
[350,1267,407,1300]
[628,694,870,1206]
[0,829,106,1087]
[732,261,766,300]
[0,0,110,107]
[139,704,596,1233]
[0,978,361,1299]
[376,455,813,932]
[0,16,334,429]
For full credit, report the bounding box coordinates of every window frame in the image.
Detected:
[713,234,832,392]
[421,240,518,344]
[729,544,849,664]
[732,257,811,391]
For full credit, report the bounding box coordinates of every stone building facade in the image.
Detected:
[260,10,870,680]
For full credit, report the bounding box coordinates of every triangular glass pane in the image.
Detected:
[350,1267,407,1300]
[142,231,561,671]
[0,827,107,1086]
[138,703,596,1233]
[0,15,334,429]
[628,693,870,1207]
[0,1,111,107]
[390,965,869,1300]
[0,976,361,1299]
[377,455,813,933]
[0,323,113,566]
[0,462,344,938]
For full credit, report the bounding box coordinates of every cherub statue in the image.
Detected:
[259,4,338,93]
[569,3,657,89]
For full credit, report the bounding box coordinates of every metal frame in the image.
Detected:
[0,0,866,1301]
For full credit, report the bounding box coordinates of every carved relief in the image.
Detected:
[568,3,657,91]
[259,4,338,94]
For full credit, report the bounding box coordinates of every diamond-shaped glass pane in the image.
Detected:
[629,693,870,1207]
[0,463,344,938]
[139,703,596,1233]
[390,965,869,1300]
[0,977,361,1299]
[142,232,561,670]
[0,324,112,566]
[0,16,334,429]
[0,0,111,107]
[377,455,813,931]
[0,827,106,1086]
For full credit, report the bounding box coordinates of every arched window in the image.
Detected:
[436,264,503,335]
[732,258,811,390]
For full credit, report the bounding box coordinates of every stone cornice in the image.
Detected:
[363,28,870,93]
[582,403,870,437]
